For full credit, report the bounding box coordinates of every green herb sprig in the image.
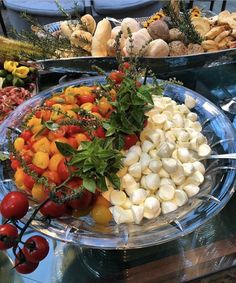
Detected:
[56,138,123,193]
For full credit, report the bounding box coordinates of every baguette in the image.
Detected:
[91,19,112,57]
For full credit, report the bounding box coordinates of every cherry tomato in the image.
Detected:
[28,164,45,175]
[66,125,84,135]
[78,94,95,105]
[67,137,78,149]
[40,200,67,218]
[20,130,33,142]
[0,192,29,220]
[23,174,35,191]
[15,256,39,274]
[93,127,106,139]
[11,159,21,171]
[91,105,99,113]
[120,62,131,71]
[23,235,49,263]
[124,134,139,150]
[108,71,124,84]
[21,150,34,164]
[0,224,18,250]
[68,189,93,210]
[42,171,61,185]
[57,159,70,181]
[136,81,142,88]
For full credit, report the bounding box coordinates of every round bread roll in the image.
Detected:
[147,20,170,41]
[107,38,116,56]
[126,28,151,55]
[81,14,96,35]
[169,28,184,41]
[145,39,169,57]
[169,41,188,56]
[121,17,140,38]
[187,43,204,55]
[70,30,93,52]
[91,19,112,57]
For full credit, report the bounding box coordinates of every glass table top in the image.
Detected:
[2,62,236,283]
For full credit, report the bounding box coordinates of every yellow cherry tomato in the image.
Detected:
[14,137,25,151]
[32,152,49,169]
[91,205,112,225]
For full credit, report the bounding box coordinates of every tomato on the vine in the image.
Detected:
[40,200,67,218]
[15,256,39,274]
[0,224,18,250]
[0,192,29,219]
[108,71,124,84]
[23,235,49,263]
[66,125,84,135]
[124,134,139,150]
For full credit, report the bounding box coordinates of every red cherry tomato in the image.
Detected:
[66,125,84,135]
[136,81,142,88]
[23,235,49,263]
[108,71,124,84]
[68,187,93,210]
[91,105,99,113]
[40,200,67,218]
[120,62,131,70]
[15,256,39,274]
[28,164,45,175]
[124,134,139,150]
[78,94,95,105]
[11,159,21,171]
[57,159,70,181]
[0,192,29,220]
[67,137,78,149]
[20,130,33,142]
[93,127,106,139]
[0,224,18,250]
[23,174,35,191]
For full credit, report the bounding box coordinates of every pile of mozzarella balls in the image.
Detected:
[103,94,212,225]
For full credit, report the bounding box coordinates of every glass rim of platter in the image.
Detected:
[0,76,236,249]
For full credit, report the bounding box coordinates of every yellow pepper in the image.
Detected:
[3,60,19,72]
[13,66,30,79]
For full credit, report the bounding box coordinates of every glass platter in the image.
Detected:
[0,77,236,250]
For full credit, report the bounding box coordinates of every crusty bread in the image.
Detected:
[91,19,112,57]
[81,14,96,35]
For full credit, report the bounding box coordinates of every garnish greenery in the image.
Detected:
[164,0,202,44]
[56,138,123,192]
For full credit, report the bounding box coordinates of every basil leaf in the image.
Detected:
[83,178,96,193]
[55,142,76,157]
[106,173,120,189]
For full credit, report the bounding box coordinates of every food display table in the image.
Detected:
[2,62,236,283]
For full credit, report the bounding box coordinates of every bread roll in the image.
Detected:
[169,41,188,56]
[91,19,112,57]
[121,18,140,38]
[70,30,93,52]
[126,28,151,55]
[60,21,79,39]
[81,14,96,35]
[145,39,169,57]
[147,20,170,41]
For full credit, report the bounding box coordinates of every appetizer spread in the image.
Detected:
[8,64,211,226]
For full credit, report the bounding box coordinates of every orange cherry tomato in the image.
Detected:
[42,171,61,185]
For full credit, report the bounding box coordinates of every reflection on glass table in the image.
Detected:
[3,193,236,283]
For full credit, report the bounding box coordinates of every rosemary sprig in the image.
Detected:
[164,0,202,44]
